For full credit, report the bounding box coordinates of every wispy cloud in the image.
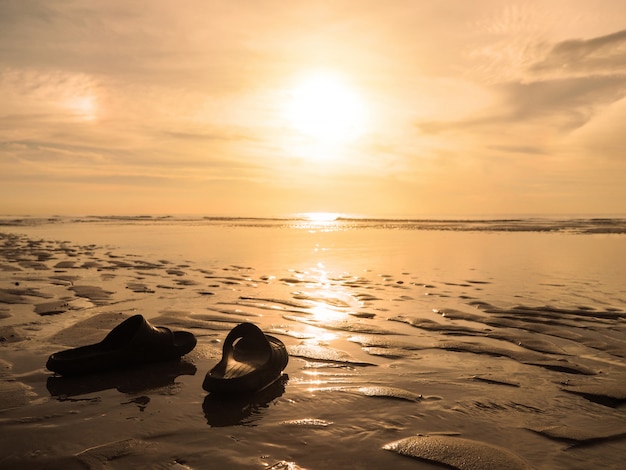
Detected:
[531,29,626,78]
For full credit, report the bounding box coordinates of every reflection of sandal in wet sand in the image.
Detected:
[202,323,288,394]
[203,374,288,427]
[47,360,197,397]
[46,314,197,376]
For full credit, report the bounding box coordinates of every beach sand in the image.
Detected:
[1,220,625,469]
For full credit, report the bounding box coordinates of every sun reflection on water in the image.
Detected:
[291,212,346,232]
[293,262,361,343]
[304,212,340,222]
[309,305,344,324]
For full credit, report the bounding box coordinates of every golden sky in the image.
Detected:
[1,0,625,217]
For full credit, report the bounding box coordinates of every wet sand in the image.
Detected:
[1,221,625,469]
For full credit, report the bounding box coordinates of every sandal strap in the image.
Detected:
[222,323,270,356]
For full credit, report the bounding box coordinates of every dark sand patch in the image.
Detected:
[392,313,569,355]
[561,382,626,407]
[0,263,22,272]
[348,311,376,318]
[470,375,521,387]
[40,297,94,316]
[528,423,626,447]
[156,284,185,290]
[69,285,113,304]
[0,359,35,411]
[353,292,381,302]
[166,268,186,276]
[0,325,27,343]
[0,379,34,411]
[475,302,625,321]
[520,359,595,375]
[362,346,414,358]
[487,334,567,355]
[457,399,542,414]
[49,274,80,286]
[436,340,596,375]
[0,287,54,303]
[373,334,599,376]
[18,260,50,270]
[54,261,76,269]
[107,259,135,268]
[80,260,103,269]
[35,300,70,315]
[126,282,156,293]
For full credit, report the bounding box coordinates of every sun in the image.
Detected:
[285,71,368,143]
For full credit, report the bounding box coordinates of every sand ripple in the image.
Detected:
[383,435,535,469]
[288,344,375,366]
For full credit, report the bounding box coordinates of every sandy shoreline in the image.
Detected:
[1,228,626,469]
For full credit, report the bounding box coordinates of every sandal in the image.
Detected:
[46,314,197,376]
[203,323,288,394]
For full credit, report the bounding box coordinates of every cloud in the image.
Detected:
[0,67,99,120]
[486,145,545,155]
[0,1,264,93]
[417,27,626,145]
[562,95,626,161]
[498,74,626,125]
[531,29,626,78]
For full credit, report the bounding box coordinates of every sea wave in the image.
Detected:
[1,214,626,234]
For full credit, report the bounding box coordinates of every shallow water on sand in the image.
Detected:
[1,219,625,469]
